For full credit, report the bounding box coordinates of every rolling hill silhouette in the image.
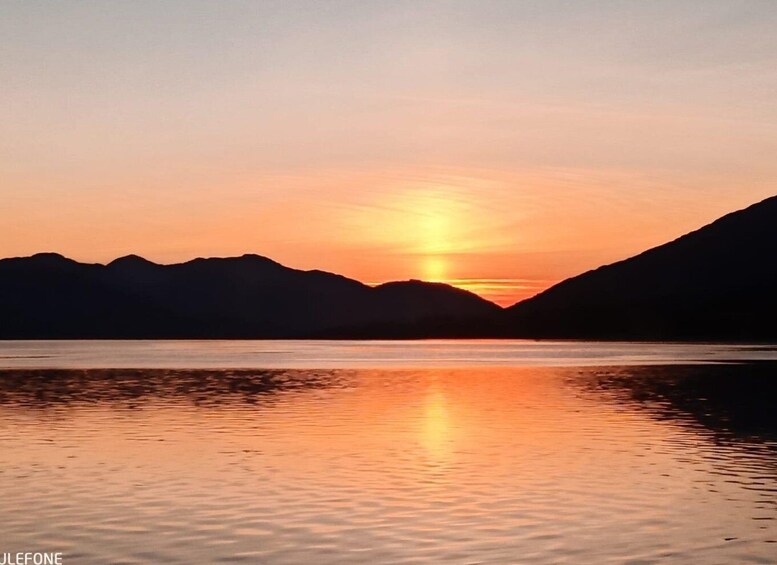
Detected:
[1,195,776,340]
[505,195,777,340]
[0,253,499,338]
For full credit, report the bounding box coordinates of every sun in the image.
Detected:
[422,255,448,282]
[342,180,488,285]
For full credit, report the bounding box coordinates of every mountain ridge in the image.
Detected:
[505,194,777,340]
[0,252,500,339]
[2,194,776,340]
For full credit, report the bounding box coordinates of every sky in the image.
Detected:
[2,0,777,305]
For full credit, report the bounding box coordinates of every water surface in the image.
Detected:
[0,341,776,563]
[1,339,776,368]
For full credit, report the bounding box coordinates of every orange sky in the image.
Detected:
[2,2,777,305]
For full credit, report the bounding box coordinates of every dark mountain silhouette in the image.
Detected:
[505,195,777,340]
[0,253,500,339]
[3,196,776,340]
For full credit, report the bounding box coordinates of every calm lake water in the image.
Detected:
[0,341,776,564]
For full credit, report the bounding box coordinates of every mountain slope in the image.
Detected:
[0,253,500,339]
[506,195,777,340]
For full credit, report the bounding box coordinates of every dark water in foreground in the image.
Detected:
[0,342,776,563]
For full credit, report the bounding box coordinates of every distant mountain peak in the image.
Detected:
[375,279,477,295]
[181,253,284,268]
[15,252,77,267]
[30,252,69,261]
[108,254,158,268]
[373,279,502,313]
[239,253,278,263]
[375,279,439,289]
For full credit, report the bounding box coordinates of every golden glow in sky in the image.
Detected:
[2,2,777,305]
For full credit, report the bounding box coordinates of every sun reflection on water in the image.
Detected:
[420,386,454,465]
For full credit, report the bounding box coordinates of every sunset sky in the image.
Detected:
[2,1,777,305]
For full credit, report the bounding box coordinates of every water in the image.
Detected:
[0,342,776,564]
[1,339,777,369]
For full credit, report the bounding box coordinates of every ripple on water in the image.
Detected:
[0,365,775,563]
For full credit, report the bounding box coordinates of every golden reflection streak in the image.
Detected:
[420,386,454,465]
